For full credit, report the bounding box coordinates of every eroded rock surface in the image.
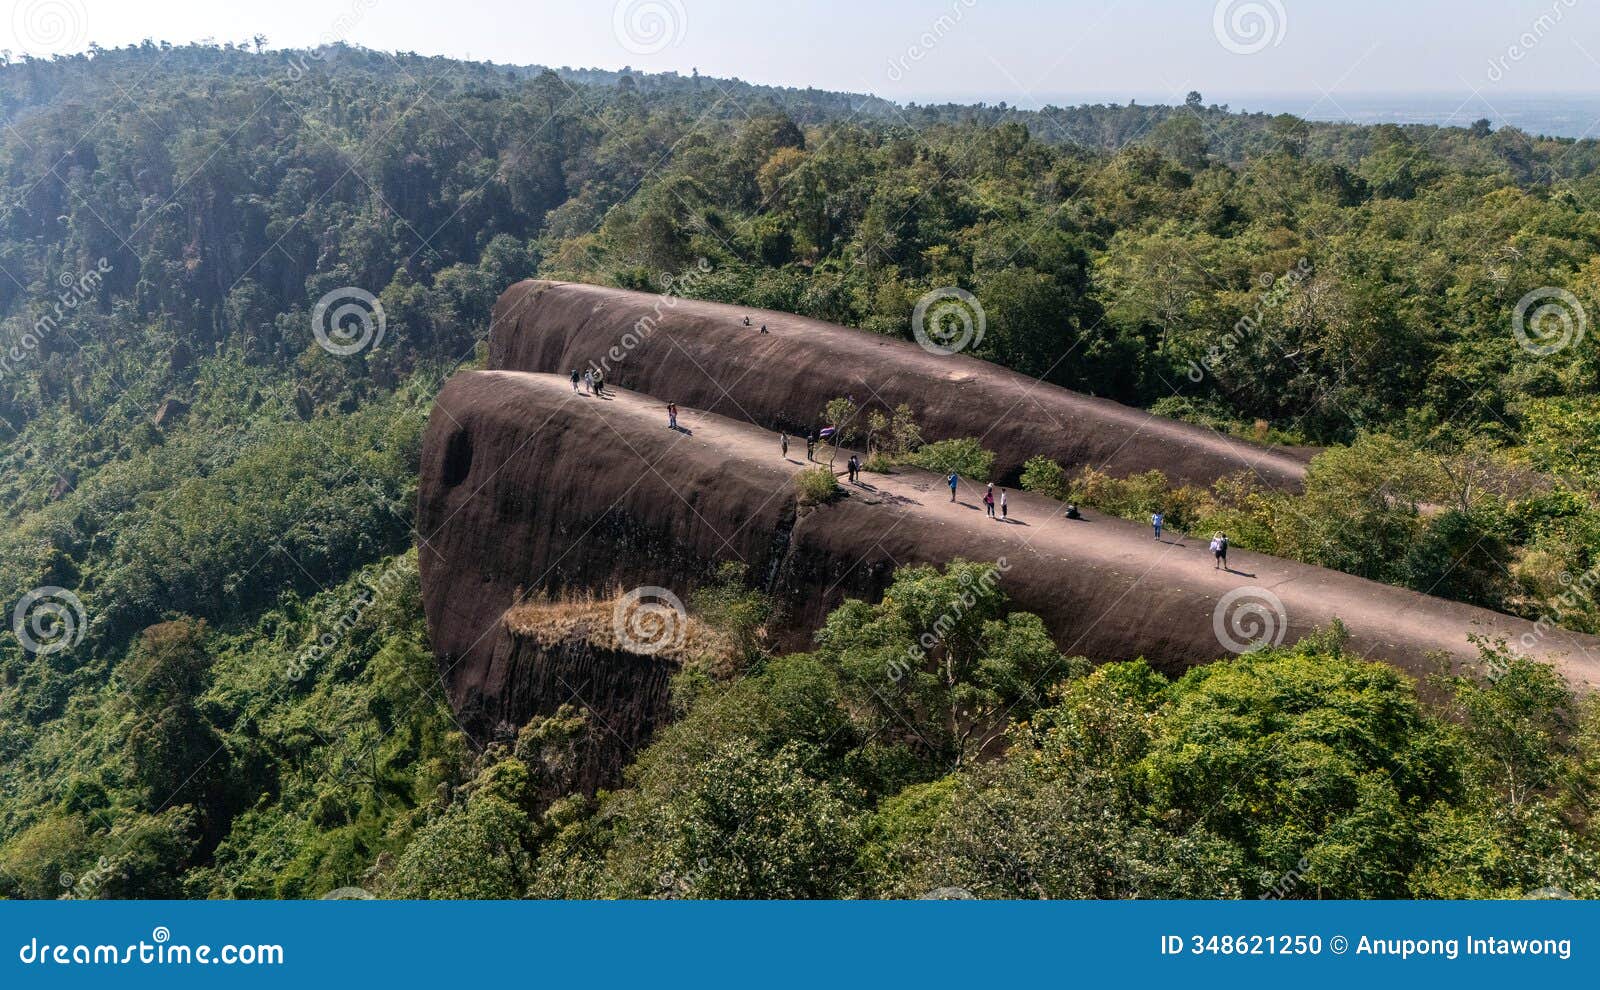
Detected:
[487,279,1316,490]
[418,372,1600,756]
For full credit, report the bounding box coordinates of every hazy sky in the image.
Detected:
[4,0,1598,108]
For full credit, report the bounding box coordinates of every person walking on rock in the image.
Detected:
[806,432,816,462]
[582,369,593,395]
[948,472,959,502]
[983,484,995,519]
[1152,510,1164,540]
[1211,532,1229,570]
[570,369,580,393]
[999,488,1008,521]
[780,433,789,459]
[667,402,677,430]
[593,371,605,397]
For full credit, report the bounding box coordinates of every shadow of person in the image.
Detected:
[1003,518,1029,526]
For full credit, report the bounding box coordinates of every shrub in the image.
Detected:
[909,438,995,481]
[1019,455,1068,499]
[795,466,839,505]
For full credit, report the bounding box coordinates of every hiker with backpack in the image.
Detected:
[1211,533,1229,570]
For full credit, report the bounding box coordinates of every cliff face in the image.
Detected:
[487,280,1315,491]
[418,372,1600,753]
[471,631,677,793]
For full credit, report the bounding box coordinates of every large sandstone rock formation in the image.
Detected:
[487,280,1315,490]
[418,372,1600,760]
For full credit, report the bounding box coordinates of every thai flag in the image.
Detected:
[818,427,836,440]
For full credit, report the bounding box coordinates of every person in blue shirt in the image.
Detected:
[1152,511,1164,540]
[947,472,959,502]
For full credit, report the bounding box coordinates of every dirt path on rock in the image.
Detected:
[479,371,1600,689]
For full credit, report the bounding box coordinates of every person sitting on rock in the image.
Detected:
[1065,503,1082,520]
[743,316,751,326]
